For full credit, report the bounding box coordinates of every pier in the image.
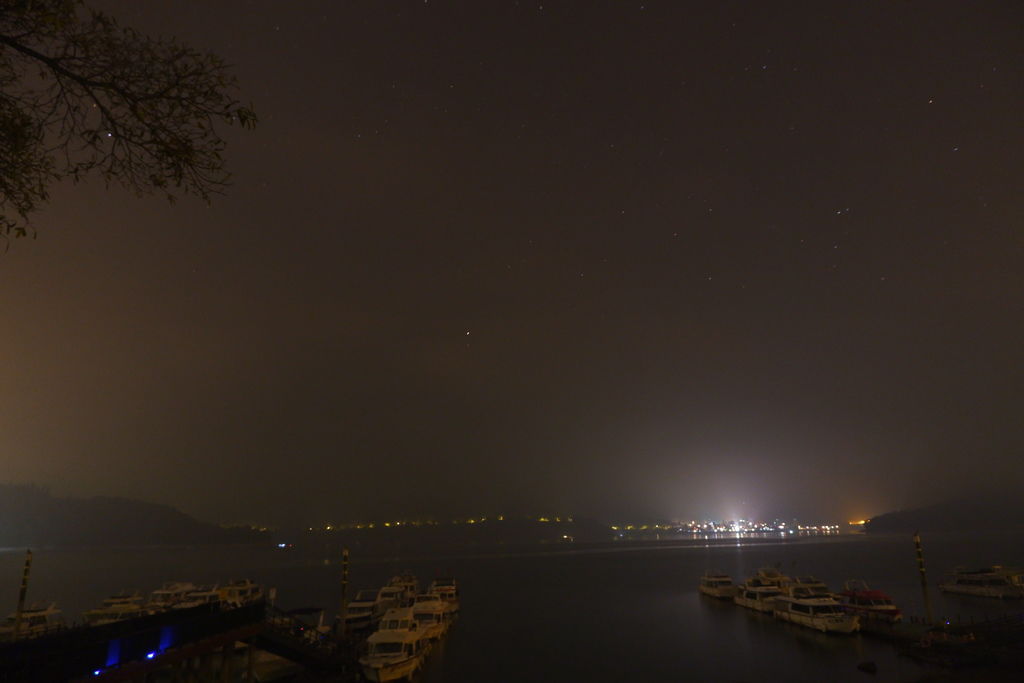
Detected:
[0,601,360,682]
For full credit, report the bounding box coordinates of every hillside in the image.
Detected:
[865,495,1024,534]
[0,484,261,547]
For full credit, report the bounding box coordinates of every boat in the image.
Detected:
[754,566,791,588]
[0,603,65,640]
[698,571,739,599]
[147,582,198,611]
[345,589,386,631]
[359,607,430,682]
[734,584,783,613]
[837,580,902,623]
[780,576,830,596]
[411,594,448,640]
[428,577,460,614]
[219,579,264,607]
[428,576,458,596]
[82,591,149,626]
[772,592,860,633]
[939,566,1024,599]
[388,573,419,606]
[173,585,222,609]
[376,585,407,612]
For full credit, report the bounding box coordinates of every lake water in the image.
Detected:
[3,531,1023,681]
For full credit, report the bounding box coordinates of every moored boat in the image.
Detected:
[773,593,860,633]
[698,571,739,599]
[428,577,460,614]
[173,585,222,609]
[754,566,791,588]
[939,566,1024,599]
[359,607,430,682]
[734,584,782,613]
[219,579,264,607]
[345,589,386,631]
[376,585,407,612]
[388,573,419,606]
[147,582,198,611]
[83,592,149,626]
[411,594,448,640]
[0,603,65,640]
[837,580,902,623]
[780,576,830,596]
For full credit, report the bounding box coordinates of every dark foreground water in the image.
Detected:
[3,531,1023,682]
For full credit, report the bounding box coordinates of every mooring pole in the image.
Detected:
[913,531,934,624]
[339,547,350,639]
[13,548,32,640]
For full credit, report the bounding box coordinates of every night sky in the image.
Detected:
[1,1,1021,526]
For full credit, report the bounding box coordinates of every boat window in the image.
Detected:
[371,642,404,655]
[814,605,841,614]
[792,603,811,614]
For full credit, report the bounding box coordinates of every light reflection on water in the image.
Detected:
[2,532,1022,681]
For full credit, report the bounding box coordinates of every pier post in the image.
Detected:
[12,548,32,640]
[219,643,234,682]
[338,547,350,639]
[913,532,934,625]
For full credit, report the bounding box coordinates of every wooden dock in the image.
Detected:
[0,601,363,682]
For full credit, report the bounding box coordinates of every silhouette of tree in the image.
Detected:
[0,0,255,237]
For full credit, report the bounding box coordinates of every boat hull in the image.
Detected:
[734,595,776,613]
[360,656,421,682]
[939,584,1024,599]
[775,609,860,633]
[699,585,739,599]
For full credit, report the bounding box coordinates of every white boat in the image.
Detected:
[837,580,902,623]
[345,589,386,631]
[219,579,264,607]
[698,571,739,599]
[83,592,149,626]
[428,577,460,614]
[411,594,448,640]
[780,575,830,596]
[388,573,419,606]
[376,586,407,612]
[0,603,65,640]
[734,585,782,613]
[174,585,222,609]
[428,576,458,596]
[773,593,860,633]
[359,607,430,682]
[753,566,791,588]
[939,566,1024,599]
[147,582,198,611]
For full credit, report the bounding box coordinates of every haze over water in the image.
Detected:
[5,531,1023,681]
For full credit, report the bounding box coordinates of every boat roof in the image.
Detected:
[5,602,60,617]
[380,607,414,620]
[776,595,839,605]
[367,629,420,644]
[842,588,891,599]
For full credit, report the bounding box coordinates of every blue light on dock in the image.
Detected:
[146,652,156,659]
[105,639,121,667]
[93,671,101,677]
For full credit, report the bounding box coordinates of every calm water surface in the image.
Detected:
[3,532,1023,682]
